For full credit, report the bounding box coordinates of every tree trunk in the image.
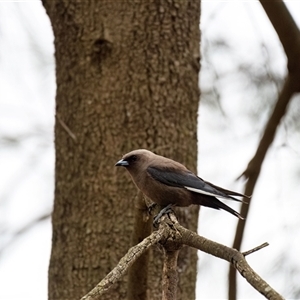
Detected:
[43,1,200,299]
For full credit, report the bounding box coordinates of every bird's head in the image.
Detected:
[115,149,154,173]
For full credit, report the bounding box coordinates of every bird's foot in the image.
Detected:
[153,204,175,227]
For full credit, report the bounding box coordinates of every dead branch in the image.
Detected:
[81,212,284,300]
[242,242,269,257]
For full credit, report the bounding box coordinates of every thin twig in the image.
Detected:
[242,242,269,257]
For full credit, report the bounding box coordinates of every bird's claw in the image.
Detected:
[153,204,174,227]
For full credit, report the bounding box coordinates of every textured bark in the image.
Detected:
[43,1,200,299]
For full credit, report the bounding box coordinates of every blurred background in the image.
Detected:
[0,1,299,299]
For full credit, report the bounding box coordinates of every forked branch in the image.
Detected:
[81,212,284,300]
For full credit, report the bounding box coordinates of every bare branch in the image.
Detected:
[160,213,182,300]
[242,242,269,257]
[81,212,284,300]
[260,0,300,72]
[230,2,300,298]
[80,228,168,300]
[175,223,284,300]
[162,249,180,300]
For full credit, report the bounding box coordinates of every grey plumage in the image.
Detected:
[115,149,248,219]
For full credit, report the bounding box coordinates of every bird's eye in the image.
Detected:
[130,155,137,162]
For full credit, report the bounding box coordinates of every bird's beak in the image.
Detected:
[115,159,129,167]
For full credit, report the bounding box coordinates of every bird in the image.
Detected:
[115,149,249,220]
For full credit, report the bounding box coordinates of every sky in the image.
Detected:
[0,1,299,299]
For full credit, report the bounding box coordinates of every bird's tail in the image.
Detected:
[195,196,245,220]
[203,179,251,203]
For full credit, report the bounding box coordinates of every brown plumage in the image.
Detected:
[115,149,248,219]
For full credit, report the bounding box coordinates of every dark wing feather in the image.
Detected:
[147,166,245,202]
[203,179,250,198]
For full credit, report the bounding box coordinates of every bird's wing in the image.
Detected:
[147,166,245,202]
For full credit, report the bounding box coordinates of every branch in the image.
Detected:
[80,228,168,300]
[242,242,269,257]
[175,223,283,300]
[260,0,300,72]
[230,1,300,298]
[81,212,284,300]
[160,213,183,300]
[162,249,180,300]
